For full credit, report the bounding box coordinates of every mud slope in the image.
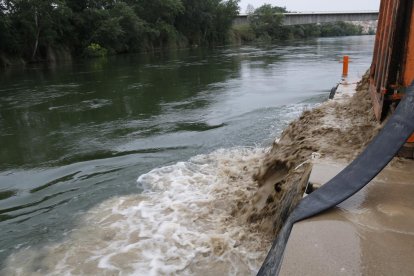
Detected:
[236,72,381,235]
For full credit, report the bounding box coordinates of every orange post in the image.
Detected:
[342,55,349,77]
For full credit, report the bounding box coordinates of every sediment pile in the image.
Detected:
[236,72,382,236]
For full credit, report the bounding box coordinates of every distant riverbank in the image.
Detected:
[0,0,239,67]
[230,21,375,45]
[1,2,376,69]
[1,26,373,69]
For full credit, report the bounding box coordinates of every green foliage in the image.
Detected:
[110,3,145,52]
[131,0,184,24]
[175,0,240,46]
[367,28,376,35]
[320,22,363,37]
[83,43,108,58]
[231,24,255,43]
[282,22,363,39]
[126,0,184,48]
[3,0,73,60]
[0,0,240,61]
[249,4,286,39]
[246,4,364,42]
[0,0,369,62]
[0,9,14,53]
[216,0,240,44]
[91,17,123,54]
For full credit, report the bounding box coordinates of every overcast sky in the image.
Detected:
[239,0,381,14]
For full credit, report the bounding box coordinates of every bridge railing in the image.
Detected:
[234,11,379,26]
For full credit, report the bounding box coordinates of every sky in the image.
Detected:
[239,0,381,14]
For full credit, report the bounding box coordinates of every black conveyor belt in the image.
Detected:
[258,84,414,276]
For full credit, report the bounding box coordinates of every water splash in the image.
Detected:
[2,148,272,275]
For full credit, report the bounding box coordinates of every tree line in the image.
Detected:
[0,2,369,66]
[232,4,365,43]
[0,0,240,63]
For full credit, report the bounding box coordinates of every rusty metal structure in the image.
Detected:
[370,0,414,120]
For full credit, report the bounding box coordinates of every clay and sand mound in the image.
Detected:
[235,71,382,236]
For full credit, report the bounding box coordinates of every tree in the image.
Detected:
[83,2,148,53]
[213,0,240,44]
[4,0,72,60]
[126,0,184,48]
[0,0,244,62]
[320,22,362,37]
[246,4,254,15]
[131,0,184,24]
[0,2,13,54]
[249,4,286,40]
[176,0,239,45]
[110,2,145,52]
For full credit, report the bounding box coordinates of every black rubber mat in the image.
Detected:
[258,84,414,276]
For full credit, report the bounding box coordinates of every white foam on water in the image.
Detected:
[2,147,272,276]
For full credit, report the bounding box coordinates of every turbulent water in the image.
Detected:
[0,36,374,275]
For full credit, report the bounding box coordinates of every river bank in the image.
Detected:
[1,24,373,69]
[236,71,382,236]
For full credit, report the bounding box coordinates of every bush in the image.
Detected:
[231,24,256,43]
[83,43,108,58]
[249,4,286,40]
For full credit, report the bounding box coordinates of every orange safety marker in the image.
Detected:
[342,55,349,76]
[408,133,414,143]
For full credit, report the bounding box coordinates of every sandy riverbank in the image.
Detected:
[235,71,383,236]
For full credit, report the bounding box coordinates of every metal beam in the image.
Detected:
[233,11,379,26]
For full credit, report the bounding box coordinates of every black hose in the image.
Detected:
[329,85,338,99]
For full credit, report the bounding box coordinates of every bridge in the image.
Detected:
[233,11,379,26]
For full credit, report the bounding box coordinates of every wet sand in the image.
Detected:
[235,71,382,236]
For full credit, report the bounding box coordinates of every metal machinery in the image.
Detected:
[370,0,414,121]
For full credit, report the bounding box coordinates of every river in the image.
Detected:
[0,36,374,275]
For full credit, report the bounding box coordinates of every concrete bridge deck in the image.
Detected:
[233,11,379,26]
